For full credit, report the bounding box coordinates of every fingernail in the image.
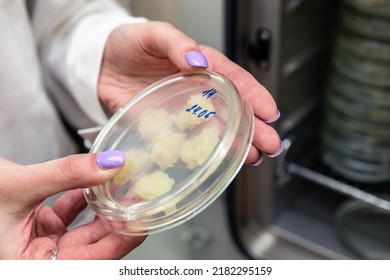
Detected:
[265,110,281,124]
[267,141,284,158]
[96,150,125,169]
[251,154,264,166]
[186,50,208,68]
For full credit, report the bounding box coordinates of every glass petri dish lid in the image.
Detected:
[332,49,390,87]
[83,70,254,236]
[328,70,390,108]
[334,197,390,259]
[326,81,390,125]
[340,6,390,42]
[343,0,390,19]
[335,30,390,62]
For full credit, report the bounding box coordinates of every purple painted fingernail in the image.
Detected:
[265,110,281,124]
[186,50,208,68]
[267,141,284,158]
[251,154,264,167]
[96,150,125,169]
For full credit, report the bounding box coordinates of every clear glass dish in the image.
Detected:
[343,0,390,19]
[322,82,390,183]
[329,71,390,108]
[332,49,390,87]
[83,70,254,236]
[334,197,390,259]
[327,78,390,125]
[321,110,390,183]
[335,30,390,62]
[341,6,390,42]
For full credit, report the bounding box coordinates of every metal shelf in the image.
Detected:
[285,162,390,211]
[279,137,390,212]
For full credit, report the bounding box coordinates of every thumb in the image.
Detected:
[9,150,125,203]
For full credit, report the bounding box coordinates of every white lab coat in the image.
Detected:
[0,0,146,164]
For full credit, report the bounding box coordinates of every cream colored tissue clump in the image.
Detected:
[138,109,172,140]
[113,149,151,185]
[180,127,220,169]
[134,170,175,200]
[176,94,215,131]
[151,129,186,170]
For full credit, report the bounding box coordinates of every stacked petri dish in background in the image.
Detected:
[322,0,390,183]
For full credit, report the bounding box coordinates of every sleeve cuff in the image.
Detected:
[66,11,147,125]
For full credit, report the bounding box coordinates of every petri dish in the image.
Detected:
[334,197,390,259]
[327,78,390,125]
[335,30,390,62]
[332,49,390,87]
[343,0,390,19]
[321,81,390,183]
[321,0,390,184]
[321,128,390,183]
[83,70,254,236]
[328,70,390,109]
[340,6,390,42]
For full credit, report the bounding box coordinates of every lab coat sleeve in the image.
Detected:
[31,0,147,126]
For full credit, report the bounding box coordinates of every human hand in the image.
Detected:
[98,22,282,165]
[0,151,145,260]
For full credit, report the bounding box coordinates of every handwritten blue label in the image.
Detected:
[202,88,217,99]
[185,88,217,119]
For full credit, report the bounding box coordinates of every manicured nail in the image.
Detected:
[251,154,264,166]
[186,50,208,68]
[265,110,281,124]
[267,141,284,158]
[96,150,125,169]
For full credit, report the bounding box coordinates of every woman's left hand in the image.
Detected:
[98,21,282,164]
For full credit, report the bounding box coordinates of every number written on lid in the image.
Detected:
[185,88,217,119]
